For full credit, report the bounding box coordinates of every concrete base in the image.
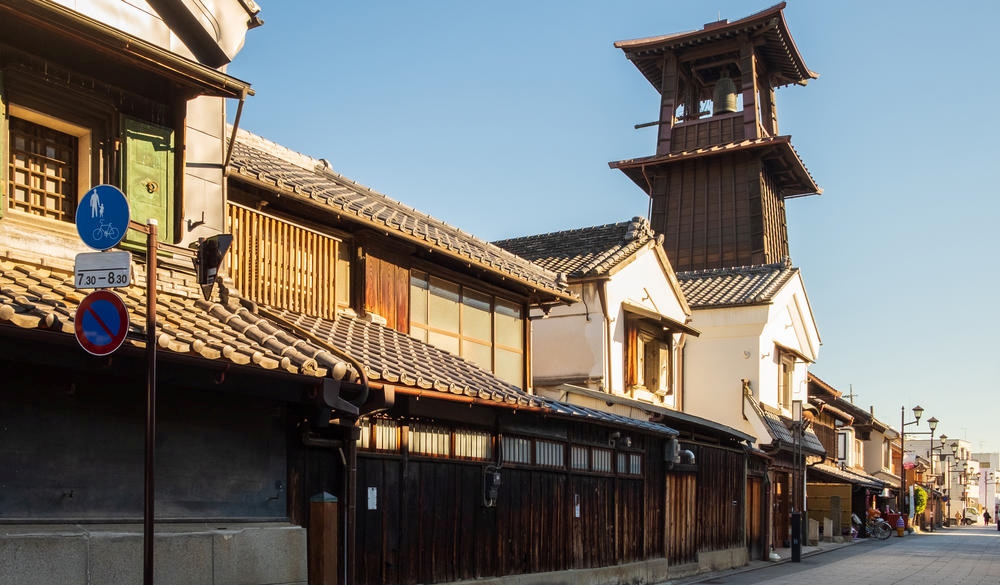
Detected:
[0,523,306,585]
[696,546,749,574]
[452,558,669,585]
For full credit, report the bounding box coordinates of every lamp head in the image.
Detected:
[951,442,959,455]
[939,434,947,446]
[927,416,938,432]
[911,405,924,422]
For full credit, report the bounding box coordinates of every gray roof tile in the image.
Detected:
[493,217,657,278]
[677,260,798,307]
[228,129,574,302]
[0,254,673,437]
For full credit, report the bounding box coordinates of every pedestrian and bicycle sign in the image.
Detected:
[75,289,130,356]
[76,184,130,250]
[73,184,133,355]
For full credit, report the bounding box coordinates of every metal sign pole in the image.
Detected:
[143,219,158,585]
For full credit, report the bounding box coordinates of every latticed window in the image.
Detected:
[592,448,612,473]
[535,439,565,469]
[454,429,492,460]
[501,436,531,464]
[410,423,451,457]
[358,418,400,451]
[7,117,77,221]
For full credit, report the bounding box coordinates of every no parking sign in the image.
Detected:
[75,289,130,356]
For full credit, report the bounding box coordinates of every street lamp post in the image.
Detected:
[939,442,959,525]
[915,417,940,531]
[790,400,810,563]
[899,405,928,518]
[928,434,947,529]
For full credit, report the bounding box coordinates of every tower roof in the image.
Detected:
[609,136,821,198]
[615,2,818,92]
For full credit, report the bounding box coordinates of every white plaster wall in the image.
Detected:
[604,248,689,398]
[530,282,606,386]
[529,245,691,400]
[682,305,767,439]
[682,271,821,442]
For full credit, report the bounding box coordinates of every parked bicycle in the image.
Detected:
[852,513,892,540]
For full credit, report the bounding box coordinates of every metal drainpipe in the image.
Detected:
[253,306,369,585]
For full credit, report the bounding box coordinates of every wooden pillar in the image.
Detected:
[309,492,340,585]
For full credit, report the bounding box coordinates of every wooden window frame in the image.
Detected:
[778,351,795,411]
[625,316,672,396]
[5,105,91,225]
[409,269,525,386]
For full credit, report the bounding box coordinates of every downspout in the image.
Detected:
[596,282,612,392]
[254,306,369,585]
[224,88,248,170]
[675,332,687,411]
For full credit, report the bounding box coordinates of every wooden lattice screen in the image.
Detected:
[227,202,338,320]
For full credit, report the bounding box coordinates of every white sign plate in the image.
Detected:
[74,251,132,289]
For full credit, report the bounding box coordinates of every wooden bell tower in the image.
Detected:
[610,3,821,272]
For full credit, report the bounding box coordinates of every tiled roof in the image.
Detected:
[227,129,574,302]
[0,254,675,437]
[0,254,341,378]
[761,410,825,456]
[809,463,885,490]
[614,3,817,90]
[609,136,820,198]
[492,217,657,278]
[677,260,798,308]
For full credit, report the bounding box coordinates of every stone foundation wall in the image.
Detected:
[0,523,306,585]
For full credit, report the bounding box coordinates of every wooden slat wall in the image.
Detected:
[356,449,662,584]
[670,114,745,154]
[745,476,764,560]
[363,252,409,332]
[665,472,697,565]
[696,446,745,552]
[650,155,755,272]
[226,203,338,320]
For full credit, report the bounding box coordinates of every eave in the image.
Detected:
[609,136,821,198]
[0,0,254,100]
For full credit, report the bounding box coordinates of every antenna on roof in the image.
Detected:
[844,384,858,404]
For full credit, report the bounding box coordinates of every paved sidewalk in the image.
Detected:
[657,537,858,585]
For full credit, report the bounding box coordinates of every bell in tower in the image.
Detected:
[712,70,738,115]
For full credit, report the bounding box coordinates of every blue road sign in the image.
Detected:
[75,289,130,356]
[76,184,130,250]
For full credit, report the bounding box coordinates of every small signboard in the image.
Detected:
[76,184,130,250]
[75,290,130,356]
[74,251,132,289]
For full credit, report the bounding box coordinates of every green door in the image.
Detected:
[122,116,174,245]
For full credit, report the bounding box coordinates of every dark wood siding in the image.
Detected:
[665,472,696,564]
[355,427,678,585]
[696,446,745,552]
[669,114,746,154]
[363,250,409,332]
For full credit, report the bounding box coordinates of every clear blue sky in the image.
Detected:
[227,1,1000,454]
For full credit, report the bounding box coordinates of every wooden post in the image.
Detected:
[309,492,339,585]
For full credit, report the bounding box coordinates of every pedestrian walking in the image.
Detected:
[984,509,991,525]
